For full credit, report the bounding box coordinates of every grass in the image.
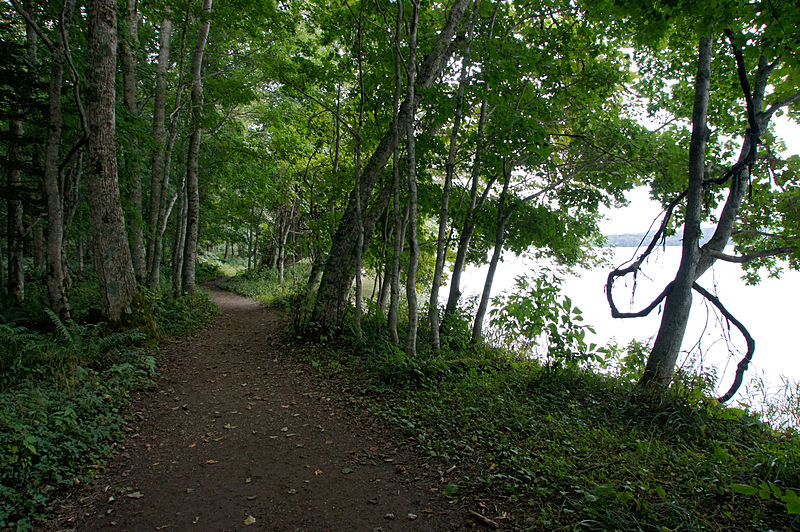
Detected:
[298,344,800,530]
[221,269,800,531]
[0,276,220,530]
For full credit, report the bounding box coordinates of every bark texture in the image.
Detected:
[85,0,137,322]
[639,36,713,389]
[120,0,146,280]
[146,18,172,289]
[181,0,213,295]
[405,0,420,357]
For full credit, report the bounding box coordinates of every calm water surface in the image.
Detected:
[451,246,800,402]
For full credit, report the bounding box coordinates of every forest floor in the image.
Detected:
[43,285,482,532]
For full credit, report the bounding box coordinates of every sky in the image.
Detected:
[599,114,799,236]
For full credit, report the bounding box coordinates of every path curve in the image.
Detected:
[46,286,469,531]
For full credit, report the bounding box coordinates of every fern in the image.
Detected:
[97,330,146,353]
[43,308,73,344]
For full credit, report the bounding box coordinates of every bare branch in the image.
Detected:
[690,283,755,403]
[58,13,89,177]
[605,190,687,318]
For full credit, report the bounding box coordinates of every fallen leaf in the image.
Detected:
[205,460,219,464]
[245,477,252,484]
[188,443,196,448]
[126,491,144,499]
[314,469,323,476]
[408,513,418,520]
[384,513,396,520]
[192,516,199,524]
[280,427,289,432]
[243,515,256,526]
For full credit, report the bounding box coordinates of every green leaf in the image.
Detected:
[730,483,758,496]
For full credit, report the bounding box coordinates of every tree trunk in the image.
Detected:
[471,167,512,344]
[32,222,44,269]
[377,212,394,317]
[41,0,76,320]
[639,36,713,389]
[405,0,420,357]
[429,25,473,350]
[387,1,405,345]
[7,118,25,304]
[146,18,172,290]
[443,98,491,324]
[6,8,35,303]
[181,0,213,295]
[311,0,470,331]
[353,1,366,342]
[85,0,137,322]
[120,0,145,280]
[172,172,187,296]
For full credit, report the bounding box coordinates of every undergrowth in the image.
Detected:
[298,341,800,530]
[0,280,219,530]
[218,270,800,530]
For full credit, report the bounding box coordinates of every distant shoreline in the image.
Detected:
[606,229,714,247]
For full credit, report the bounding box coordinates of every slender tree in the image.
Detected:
[182,0,213,295]
[311,0,470,331]
[404,0,421,356]
[146,17,172,290]
[10,0,76,319]
[428,12,475,350]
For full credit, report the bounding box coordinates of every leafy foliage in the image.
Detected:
[487,271,603,368]
[0,290,219,528]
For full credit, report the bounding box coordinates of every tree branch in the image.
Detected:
[58,13,89,178]
[702,246,796,264]
[281,80,360,140]
[605,190,687,318]
[8,0,55,50]
[690,283,755,403]
[764,90,800,119]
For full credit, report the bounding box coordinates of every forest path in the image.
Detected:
[47,285,470,531]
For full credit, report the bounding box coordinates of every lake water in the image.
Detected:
[451,245,800,403]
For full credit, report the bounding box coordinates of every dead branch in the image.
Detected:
[605,190,686,318]
[691,283,755,403]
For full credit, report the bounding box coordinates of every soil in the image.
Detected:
[43,285,492,532]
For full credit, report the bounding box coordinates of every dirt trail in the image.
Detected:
[46,286,472,531]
